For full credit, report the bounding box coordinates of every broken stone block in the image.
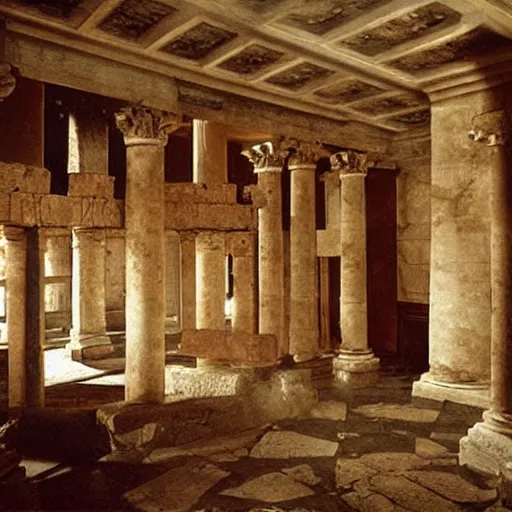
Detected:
[404,470,498,504]
[124,460,229,511]
[0,163,50,194]
[281,464,321,486]
[357,452,428,473]
[68,173,114,198]
[415,437,453,458]
[352,403,440,423]
[250,431,338,459]
[335,459,377,488]
[220,472,314,502]
[309,400,347,421]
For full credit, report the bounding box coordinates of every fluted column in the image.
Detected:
[3,226,27,408]
[288,140,326,362]
[67,228,110,360]
[230,232,257,334]
[460,109,512,475]
[332,151,379,387]
[196,232,226,330]
[193,120,227,184]
[115,106,179,403]
[242,141,287,356]
[180,231,196,330]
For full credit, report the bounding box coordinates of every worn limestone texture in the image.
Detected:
[392,134,431,304]
[104,230,126,331]
[0,163,50,194]
[67,173,114,198]
[164,182,237,204]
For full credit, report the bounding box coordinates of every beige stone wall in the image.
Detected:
[392,135,431,304]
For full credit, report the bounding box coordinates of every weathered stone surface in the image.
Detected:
[335,459,377,488]
[68,173,114,198]
[309,400,347,421]
[165,183,237,204]
[220,472,314,502]
[250,431,338,459]
[352,403,440,422]
[124,460,229,511]
[405,470,497,504]
[369,474,463,511]
[179,329,278,364]
[415,437,452,458]
[0,163,50,194]
[357,452,428,473]
[282,464,321,486]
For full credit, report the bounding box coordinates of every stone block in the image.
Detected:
[68,173,114,198]
[0,192,9,222]
[40,195,75,226]
[0,163,50,194]
[179,329,278,364]
[164,183,237,204]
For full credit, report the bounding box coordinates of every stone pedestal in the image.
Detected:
[3,226,27,408]
[116,106,179,404]
[67,228,111,360]
[332,151,379,387]
[165,230,181,332]
[230,232,256,334]
[413,95,491,406]
[193,120,227,184]
[196,232,226,330]
[459,108,512,475]
[289,156,319,362]
[180,232,196,330]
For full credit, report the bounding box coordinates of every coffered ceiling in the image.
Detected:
[1,0,512,134]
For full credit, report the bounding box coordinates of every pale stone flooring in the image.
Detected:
[0,368,503,512]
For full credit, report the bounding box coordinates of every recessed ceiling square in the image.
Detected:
[99,0,176,40]
[389,27,512,74]
[234,0,287,14]
[278,0,392,36]
[339,2,461,57]
[161,22,237,60]
[218,44,285,75]
[314,79,385,104]
[390,109,431,126]
[352,92,429,116]
[14,0,82,18]
[265,62,334,91]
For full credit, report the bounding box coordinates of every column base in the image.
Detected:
[412,373,490,408]
[333,350,380,388]
[66,332,112,361]
[459,411,512,476]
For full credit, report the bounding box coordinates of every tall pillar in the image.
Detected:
[67,228,111,360]
[193,120,227,184]
[196,232,226,330]
[332,151,379,387]
[115,106,179,403]
[230,232,257,334]
[242,141,287,356]
[180,232,196,330]
[460,109,512,475]
[165,230,181,332]
[412,94,491,408]
[3,226,27,408]
[288,140,325,362]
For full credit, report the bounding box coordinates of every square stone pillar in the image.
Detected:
[180,232,196,331]
[165,230,181,332]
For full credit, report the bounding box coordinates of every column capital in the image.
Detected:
[288,139,329,168]
[0,63,16,102]
[469,109,506,147]
[241,138,291,171]
[1,225,25,242]
[72,227,106,247]
[115,106,180,145]
[179,231,197,243]
[331,150,368,177]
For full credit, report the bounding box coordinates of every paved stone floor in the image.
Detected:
[0,368,505,512]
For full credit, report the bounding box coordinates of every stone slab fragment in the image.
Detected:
[309,400,347,421]
[335,459,377,488]
[124,459,229,512]
[281,464,321,486]
[68,173,114,198]
[352,403,440,423]
[0,163,50,194]
[357,452,428,473]
[250,431,338,459]
[415,437,453,459]
[220,472,314,502]
[179,329,278,364]
[165,183,237,204]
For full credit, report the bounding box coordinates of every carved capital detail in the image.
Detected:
[331,150,368,176]
[469,110,506,147]
[241,138,292,170]
[0,63,15,102]
[288,139,329,167]
[115,106,180,143]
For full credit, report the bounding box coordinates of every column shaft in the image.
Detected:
[193,120,227,184]
[289,164,319,361]
[165,230,181,332]
[196,232,226,330]
[180,232,196,330]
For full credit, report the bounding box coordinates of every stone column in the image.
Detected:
[180,232,196,330]
[165,230,181,332]
[460,109,512,475]
[242,141,287,356]
[288,140,325,362]
[230,232,257,334]
[193,120,227,184]
[3,226,27,408]
[67,228,111,360]
[115,106,179,403]
[412,94,492,408]
[196,232,226,330]
[332,151,379,387]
